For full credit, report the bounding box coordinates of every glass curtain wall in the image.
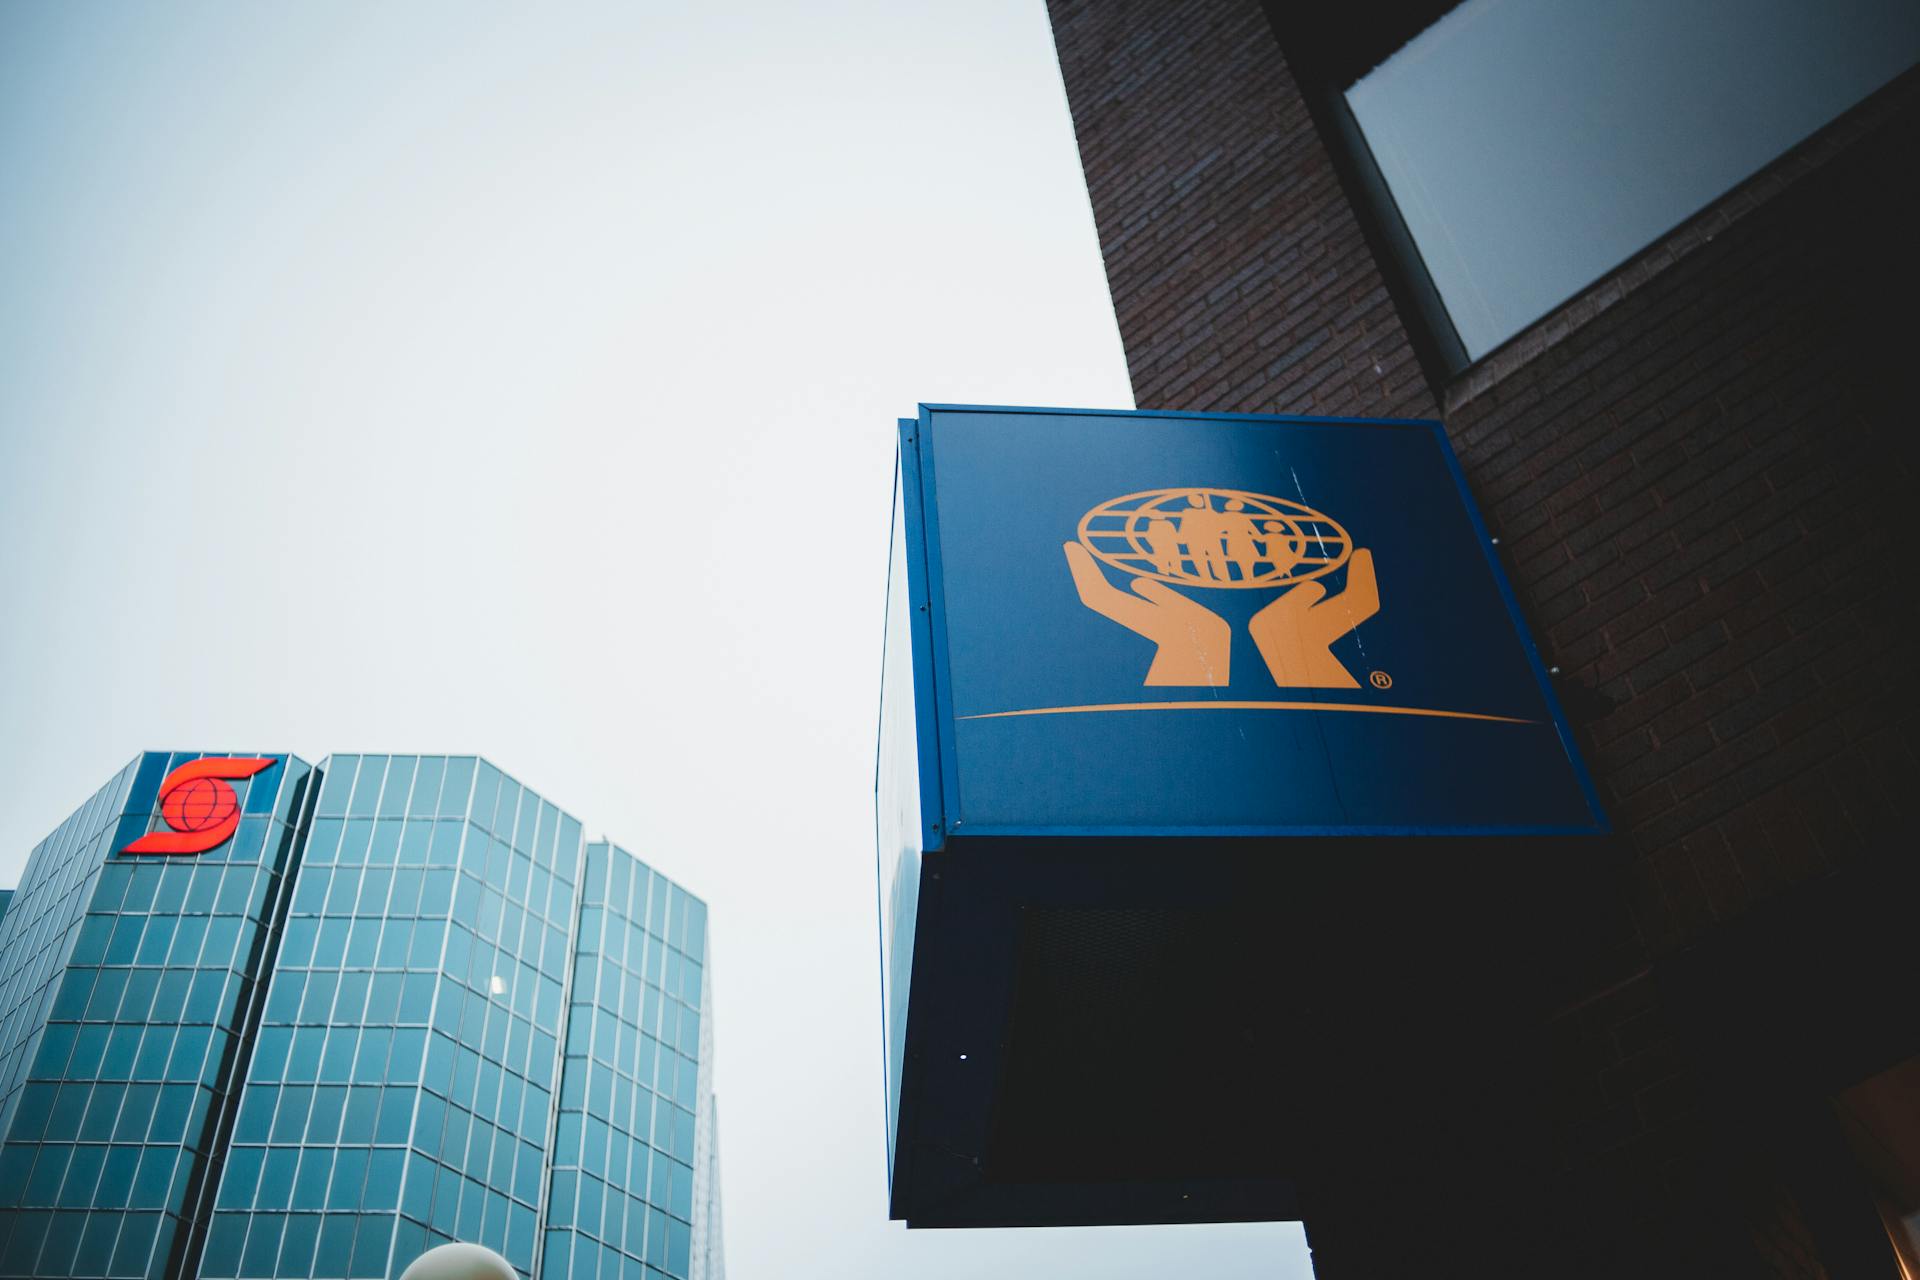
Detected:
[201,755,581,1280]
[0,751,316,1280]
[1,752,719,1280]
[541,842,710,1280]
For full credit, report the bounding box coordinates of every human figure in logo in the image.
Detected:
[1178,492,1227,581]
[1143,516,1185,577]
[1257,519,1304,579]
[1219,497,1265,582]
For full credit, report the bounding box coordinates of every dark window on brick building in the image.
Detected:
[1273,0,1920,368]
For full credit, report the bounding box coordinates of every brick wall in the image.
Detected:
[1048,0,1920,1272]
[1046,0,1435,420]
[1448,93,1920,958]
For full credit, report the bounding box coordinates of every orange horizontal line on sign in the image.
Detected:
[1086,521,1346,532]
[1091,545,1342,559]
[958,701,1536,724]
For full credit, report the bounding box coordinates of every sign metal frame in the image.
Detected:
[897,402,1608,840]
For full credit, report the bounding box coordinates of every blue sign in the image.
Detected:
[883,404,1605,838]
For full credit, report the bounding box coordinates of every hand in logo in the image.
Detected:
[1248,548,1378,689]
[1063,541,1231,686]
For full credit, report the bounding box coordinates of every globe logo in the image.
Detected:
[160,776,239,833]
[1075,487,1352,589]
[123,756,275,855]
[1063,488,1375,689]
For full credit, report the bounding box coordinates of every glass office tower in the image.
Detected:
[540,843,711,1280]
[0,752,721,1280]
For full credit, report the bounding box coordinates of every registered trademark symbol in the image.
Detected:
[1369,670,1393,690]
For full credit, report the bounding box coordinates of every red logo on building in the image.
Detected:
[123,757,276,855]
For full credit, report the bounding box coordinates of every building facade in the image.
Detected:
[1044,3,1919,1276]
[0,752,721,1280]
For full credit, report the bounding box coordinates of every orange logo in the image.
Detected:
[1064,487,1377,688]
[959,486,1534,728]
[1076,488,1352,589]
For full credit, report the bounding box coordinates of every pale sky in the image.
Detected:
[0,2,1310,1275]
